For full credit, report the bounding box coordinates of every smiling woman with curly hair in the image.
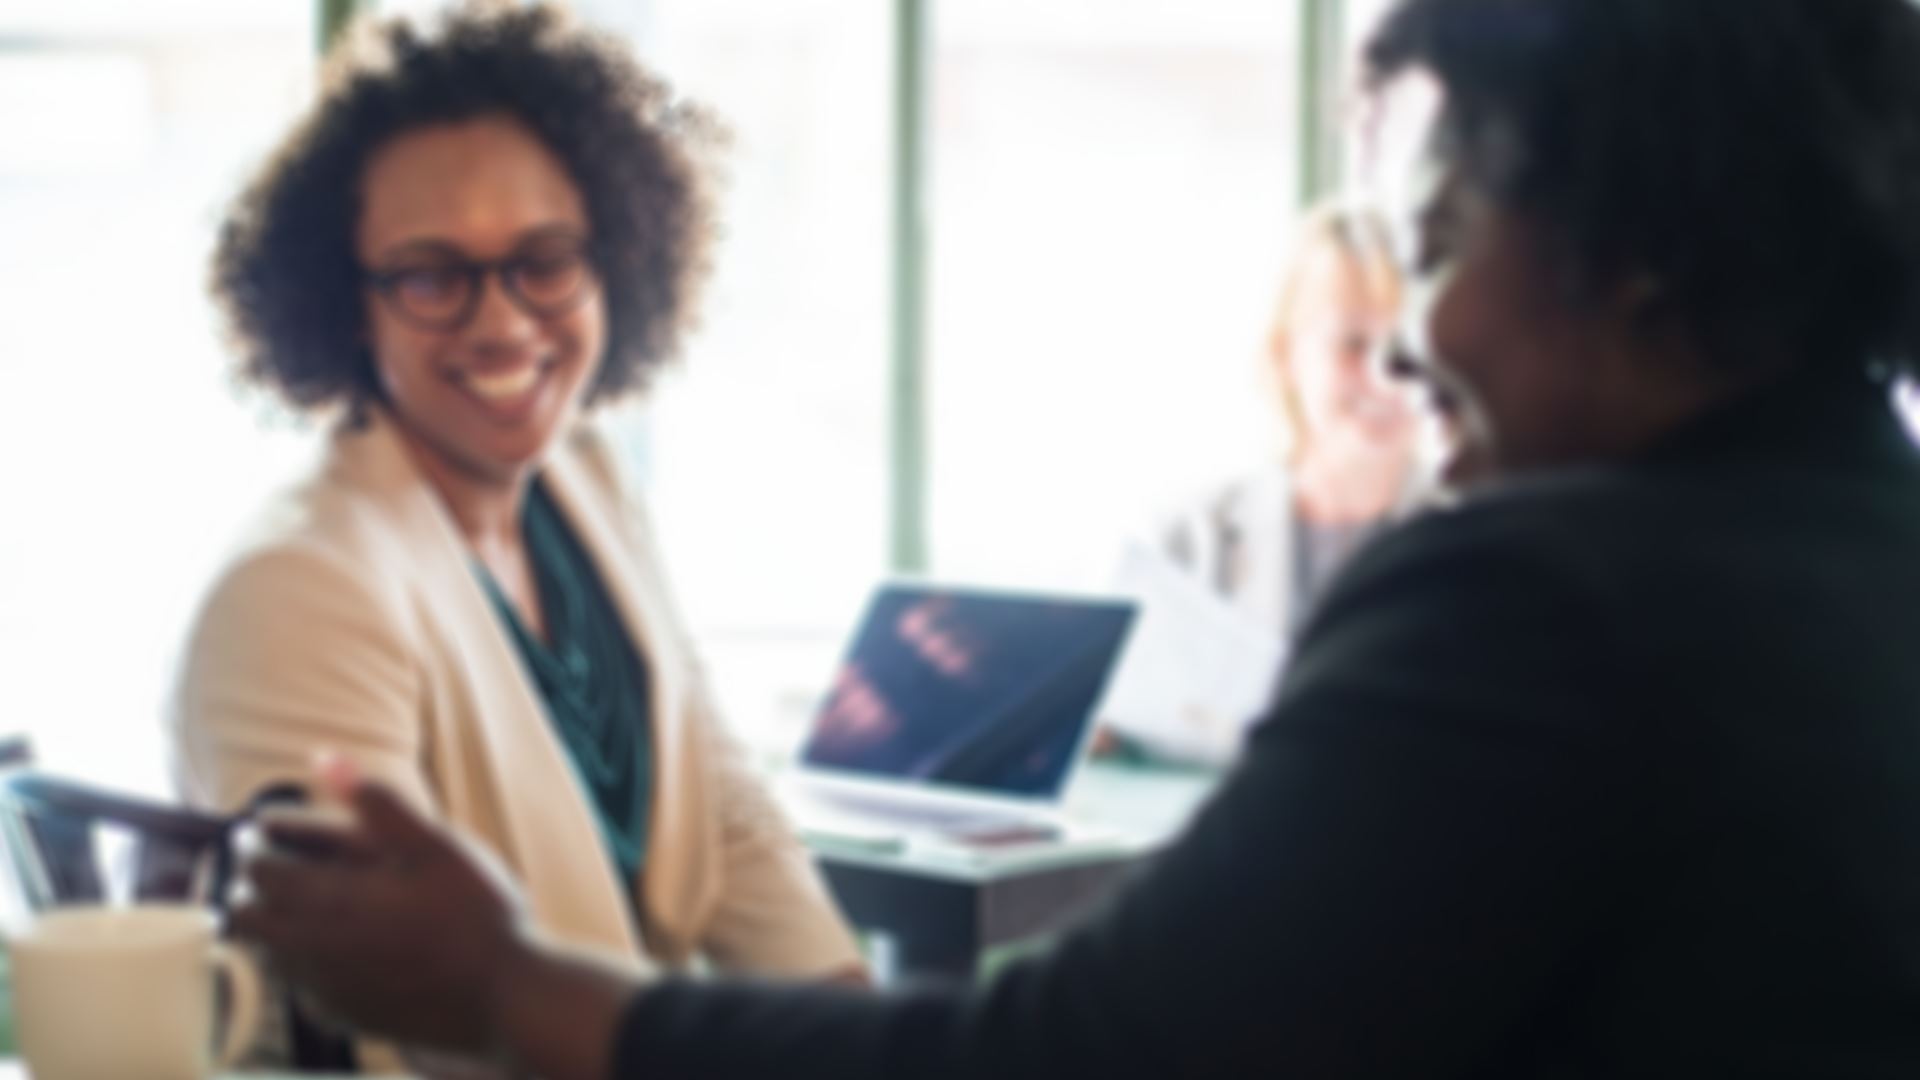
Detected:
[212,1,717,410]
[171,5,862,1068]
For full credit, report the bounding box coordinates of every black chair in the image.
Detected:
[0,771,236,908]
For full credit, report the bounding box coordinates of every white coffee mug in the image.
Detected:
[9,904,262,1080]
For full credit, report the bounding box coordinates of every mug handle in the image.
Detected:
[210,942,265,1071]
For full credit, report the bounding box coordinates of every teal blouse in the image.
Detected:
[480,480,654,889]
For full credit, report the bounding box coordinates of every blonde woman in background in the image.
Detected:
[1160,203,1420,634]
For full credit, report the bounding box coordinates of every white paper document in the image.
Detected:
[1096,543,1288,766]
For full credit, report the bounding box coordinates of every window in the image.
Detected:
[0,3,318,793]
[580,1,1305,751]
[924,0,1300,591]
[580,0,896,753]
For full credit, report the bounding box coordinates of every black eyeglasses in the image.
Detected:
[362,238,597,331]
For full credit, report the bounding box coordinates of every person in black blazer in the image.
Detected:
[232,0,1920,1076]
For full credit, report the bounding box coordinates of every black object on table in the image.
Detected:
[804,759,1219,984]
[815,844,1143,983]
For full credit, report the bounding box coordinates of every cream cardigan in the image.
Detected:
[169,409,859,981]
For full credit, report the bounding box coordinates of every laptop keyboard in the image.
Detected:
[809,790,1051,837]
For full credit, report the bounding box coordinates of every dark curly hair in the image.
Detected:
[212,0,721,411]
[1367,0,1920,381]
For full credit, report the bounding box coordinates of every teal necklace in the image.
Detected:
[479,480,653,887]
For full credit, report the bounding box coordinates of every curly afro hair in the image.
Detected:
[211,0,722,412]
[1367,0,1920,381]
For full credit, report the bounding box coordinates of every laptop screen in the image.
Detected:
[801,585,1138,799]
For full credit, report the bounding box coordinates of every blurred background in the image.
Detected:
[4,0,1903,793]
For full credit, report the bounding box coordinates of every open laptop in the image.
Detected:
[787,583,1137,851]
